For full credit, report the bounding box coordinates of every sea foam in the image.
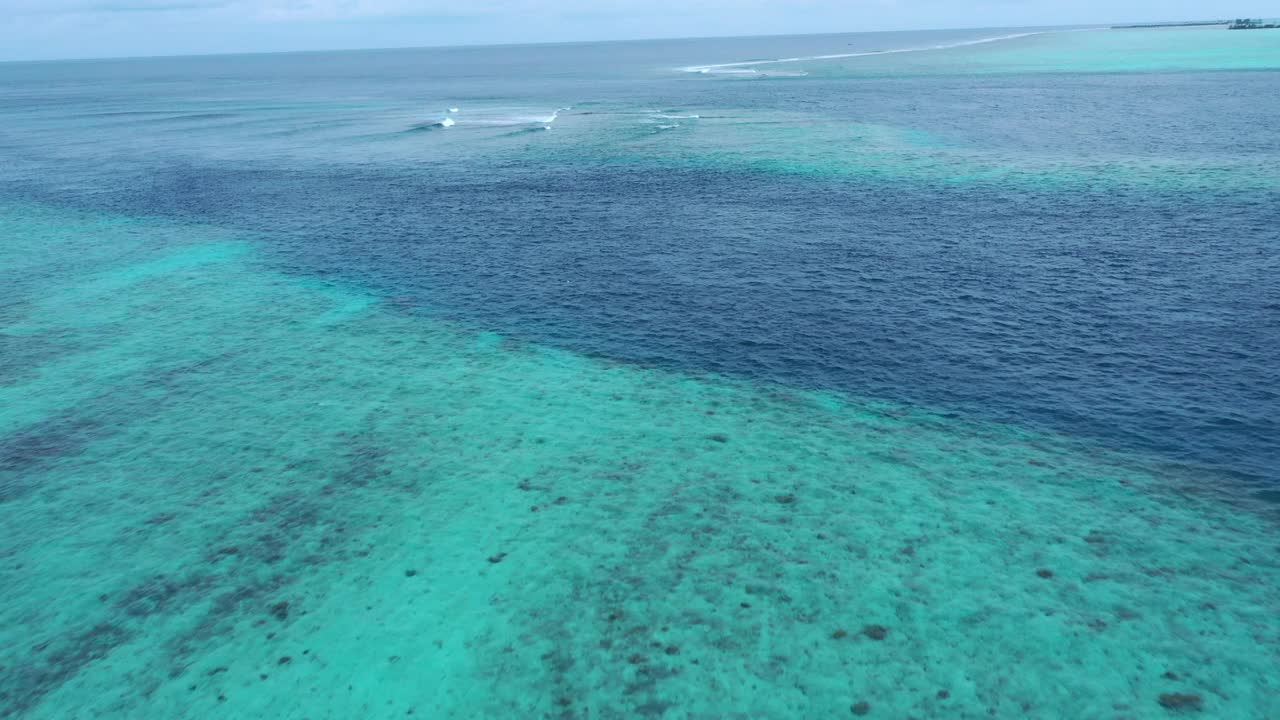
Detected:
[680,31,1049,74]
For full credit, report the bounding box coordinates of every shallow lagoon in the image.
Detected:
[2,204,1277,718]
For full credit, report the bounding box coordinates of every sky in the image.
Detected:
[0,0,1275,61]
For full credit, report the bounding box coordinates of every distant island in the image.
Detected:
[1228,18,1280,29]
[1112,20,1227,28]
[1112,18,1280,29]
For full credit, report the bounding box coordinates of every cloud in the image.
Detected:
[0,0,384,18]
[93,1,228,10]
[3,0,872,21]
[252,0,456,20]
[4,0,232,14]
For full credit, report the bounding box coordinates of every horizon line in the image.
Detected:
[0,18,1226,66]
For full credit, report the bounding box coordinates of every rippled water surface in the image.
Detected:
[1,25,1278,719]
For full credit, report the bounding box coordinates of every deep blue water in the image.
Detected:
[2,29,1278,493]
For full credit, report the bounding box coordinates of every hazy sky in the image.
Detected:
[0,0,1273,61]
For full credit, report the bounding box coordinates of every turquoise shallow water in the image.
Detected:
[2,24,1279,720]
[2,204,1278,718]
[791,26,1280,76]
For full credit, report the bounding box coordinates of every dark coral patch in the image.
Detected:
[1158,693,1203,712]
[117,576,202,618]
[3,623,131,716]
[268,601,290,620]
[0,416,101,474]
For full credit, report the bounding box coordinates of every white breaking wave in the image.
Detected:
[697,68,760,76]
[424,106,570,130]
[539,106,573,128]
[680,31,1048,74]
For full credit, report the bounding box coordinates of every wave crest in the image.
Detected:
[680,31,1050,75]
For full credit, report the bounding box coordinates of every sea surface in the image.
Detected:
[1,25,1278,719]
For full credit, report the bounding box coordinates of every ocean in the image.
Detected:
[0,24,1277,719]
